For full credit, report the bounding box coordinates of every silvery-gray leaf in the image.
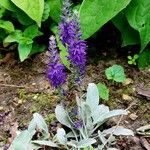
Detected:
[93,109,127,124]
[92,105,109,122]
[67,140,77,148]
[107,148,119,150]
[77,138,96,148]
[28,113,49,134]
[27,143,41,150]
[67,132,79,138]
[103,126,134,136]
[28,119,36,135]
[98,130,107,145]
[9,130,33,150]
[86,83,99,112]
[32,140,58,147]
[55,105,71,128]
[56,128,67,144]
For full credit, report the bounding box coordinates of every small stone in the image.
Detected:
[32,83,36,86]
[33,95,38,100]
[122,94,132,101]
[0,106,4,111]
[123,78,133,86]
[129,113,138,120]
[18,99,23,104]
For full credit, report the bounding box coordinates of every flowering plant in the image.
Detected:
[47,0,86,91]
[9,83,133,150]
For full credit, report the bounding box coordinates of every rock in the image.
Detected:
[122,94,132,101]
[123,78,133,86]
[129,113,138,120]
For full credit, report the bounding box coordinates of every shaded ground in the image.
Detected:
[0,50,150,149]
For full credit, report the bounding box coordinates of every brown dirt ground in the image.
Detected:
[0,51,150,150]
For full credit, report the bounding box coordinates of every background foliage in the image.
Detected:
[0,0,149,68]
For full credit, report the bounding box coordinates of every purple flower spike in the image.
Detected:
[47,36,66,88]
[59,0,87,78]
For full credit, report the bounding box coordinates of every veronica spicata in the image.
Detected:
[59,0,86,78]
[47,36,66,88]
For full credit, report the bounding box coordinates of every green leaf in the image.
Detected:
[30,42,45,55]
[47,0,61,23]
[0,7,5,19]
[23,24,43,39]
[105,65,126,83]
[112,12,140,47]
[11,0,44,26]
[18,42,32,62]
[16,11,34,26]
[138,49,150,68]
[3,30,22,46]
[0,0,17,11]
[97,83,109,101]
[79,0,132,39]
[42,2,50,22]
[0,20,14,33]
[51,24,70,69]
[126,0,150,52]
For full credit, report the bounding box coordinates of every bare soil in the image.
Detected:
[0,51,150,150]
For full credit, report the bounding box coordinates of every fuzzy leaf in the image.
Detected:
[80,0,132,39]
[32,140,58,147]
[56,128,67,144]
[97,83,109,101]
[9,130,33,150]
[55,105,71,128]
[28,113,49,134]
[93,109,127,124]
[105,65,126,82]
[103,126,134,136]
[86,83,99,112]
[10,0,44,26]
[126,0,150,51]
[77,138,96,148]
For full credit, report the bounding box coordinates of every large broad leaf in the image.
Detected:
[138,49,150,69]
[126,0,150,52]
[0,20,14,33]
[10,0,44,26]
[86,83,99,112]
[112,12,140,47]
[47,0,61,23]
[0,0,17,11]
[79,0,131,39]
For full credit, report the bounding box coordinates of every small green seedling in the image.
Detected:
[127,54,139,65]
